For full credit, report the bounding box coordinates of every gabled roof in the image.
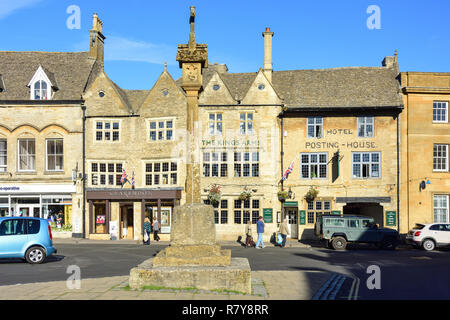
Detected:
[0,51,95,101]
[196,64,402,108]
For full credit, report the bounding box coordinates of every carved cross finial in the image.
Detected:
[189,6,196,49]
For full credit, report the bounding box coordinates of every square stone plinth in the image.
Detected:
[129,257,251,294]
[153,245,231,267]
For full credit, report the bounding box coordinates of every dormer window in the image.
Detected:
[34,80,48,100]
[28,65,55,100]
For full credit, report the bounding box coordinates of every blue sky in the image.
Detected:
[1,0,449,89]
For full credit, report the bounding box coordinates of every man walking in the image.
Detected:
[256,216,265,249]
[152,217,160,241]
[279,218,290,248]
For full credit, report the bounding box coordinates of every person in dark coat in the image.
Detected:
[143,217,151,245]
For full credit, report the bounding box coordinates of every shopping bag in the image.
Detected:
[277,233,283,245]
[143,230,149,242]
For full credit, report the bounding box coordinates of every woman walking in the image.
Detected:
[143,217,151,245]
[152,217,160,241]
[244,220,255,248]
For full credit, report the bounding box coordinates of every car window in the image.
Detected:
[361,219,372,228]
[429,224,441,231]
[348,219,360,228]
[444,224,450,232]
[0,219,25,236]
[26,219,40,234]
[325,218,345,227]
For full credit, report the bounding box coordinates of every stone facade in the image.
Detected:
[400,72,450,232]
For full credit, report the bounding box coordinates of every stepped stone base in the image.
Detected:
[153,245,231,267]
[129,257,252,294]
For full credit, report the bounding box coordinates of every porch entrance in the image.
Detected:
[343,203,384,227]
[286,208,298,239]
[120,205,134,240]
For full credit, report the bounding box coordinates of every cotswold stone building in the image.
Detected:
[400,72,450,233]
[1,12,407,241]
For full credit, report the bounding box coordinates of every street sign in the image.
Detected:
[263,208,273,223]
[386,211,396,226]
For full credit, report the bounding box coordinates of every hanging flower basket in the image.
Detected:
[277,190,289,202]
[304,187,319,202]
[239,188,252,201]
[208,184,222,205]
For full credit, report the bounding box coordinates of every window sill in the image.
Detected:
[44,171,65,175]
[15,171,37,175]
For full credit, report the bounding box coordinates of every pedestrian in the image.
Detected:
[143,217,151,245]
[152,217,160,241]
[255,216,265,249]
[244,220,254,248]
[279,218,290,248]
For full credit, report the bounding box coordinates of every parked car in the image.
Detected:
[406,223,450,251]
[315,214,400,250]
[0,217,57,264]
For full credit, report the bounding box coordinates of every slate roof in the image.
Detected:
[199,64,403,108]
[0,51,95,101]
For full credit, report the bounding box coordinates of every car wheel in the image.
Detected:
[381,237,398,250]
[422,239,435,251]
[331,236,347,250]
[25,246,46,264]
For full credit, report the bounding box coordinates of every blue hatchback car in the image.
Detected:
[0,217,57,264]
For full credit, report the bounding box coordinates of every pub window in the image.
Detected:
[145,161,178,186]
[307,200,331,224]
[234,152,259,177]
[18,139,36,172]
[91,162,123,186]
[208,113,223,135]
[204,199,228,224]
[352,152,381,178]
[433,144,449,172]
[95,121,120,142]
[433,101,448,123]
[0,139,6,172]
[240,112,254,135]
[300,153,328,179]
[357,116,374,137]
[307,117,323,138]
[149,119,174,141]
[203,152,227,177]
[233,199,260,224]
[46,139,64,171]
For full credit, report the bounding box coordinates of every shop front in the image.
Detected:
[0,184,75,227]
[86,188,182,241]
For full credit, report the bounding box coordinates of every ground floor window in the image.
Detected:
[93,201,107,234]
[204,199,228,224]
[434,195,449,223]
[234,199,260,224]
[307,199,331,224]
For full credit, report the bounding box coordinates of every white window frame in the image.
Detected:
[300,153,328,179]
[307,117,323,138]
[17,139,36,172]
[357,116,374,137]
[233,151,259,177]
[433,144,449,172]
[203,151,228,177]
[239,112,254,135]
[94,120,121,142]
[352,152,381,179]
[90,162,123,187]
[45,139,64,172]
[148,118,175,142]
[0,139,6,172]
[434,195,449,223]
[28,66,52,100]
[208,113,223,136]
[433,101,448,123]
[144,160,178,186]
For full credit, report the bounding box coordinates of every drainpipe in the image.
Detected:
[397,113,400,234]
[280,110,285,222]
[82,103,86,239]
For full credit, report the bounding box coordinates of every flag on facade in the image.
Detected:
[281,160,295,182]
[120,169,128,187]
[131,169,135,187]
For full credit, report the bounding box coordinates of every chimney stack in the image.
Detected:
[89,13,106,65]
[262,27,274,83]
